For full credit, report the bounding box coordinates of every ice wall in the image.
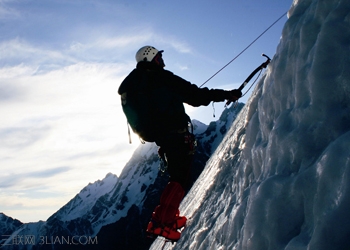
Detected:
[237,0,350,247]
[151,0,350,249]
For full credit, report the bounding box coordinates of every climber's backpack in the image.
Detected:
[120,70,178,142]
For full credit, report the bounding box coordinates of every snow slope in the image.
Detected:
[151,0,350,249]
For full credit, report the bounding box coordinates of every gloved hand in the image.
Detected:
[225,89,242,106]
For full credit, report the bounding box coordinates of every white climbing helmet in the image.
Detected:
[135,46,163,63]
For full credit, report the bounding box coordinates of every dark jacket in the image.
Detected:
[118,61,229,139]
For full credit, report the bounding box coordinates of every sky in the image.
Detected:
[0,0,292,223]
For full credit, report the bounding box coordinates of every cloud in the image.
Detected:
[0,39,78,70]
[167,39,193,54]
[0,28,193,72]
[0,82,24,102]
[0,166,71,188]
[66,30,156,62]
[66,28,194,61]
[0,64,36,78]
[0,0,20,20]
[27,166,71,179]
[94,33,153,50]
[0,125,51,149]
[175,63,189,71]
[0,58,138,185]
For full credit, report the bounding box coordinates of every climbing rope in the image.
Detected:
[200,11,288,88]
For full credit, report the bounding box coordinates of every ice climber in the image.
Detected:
[118,46,242,241]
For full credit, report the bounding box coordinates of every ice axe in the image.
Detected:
[226,54,271,107]
[238,54,271,91]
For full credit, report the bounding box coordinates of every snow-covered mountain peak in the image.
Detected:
[0,213,23,239]
[49,172,119,223]
[82,172,118,195]
[191,119,207,134]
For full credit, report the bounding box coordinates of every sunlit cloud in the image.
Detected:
[0,64,36,78]
[0,56,140,221]
[0,39,78,69]
[0,59,139,186]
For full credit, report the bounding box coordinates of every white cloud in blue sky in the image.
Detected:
[0,0,291,222]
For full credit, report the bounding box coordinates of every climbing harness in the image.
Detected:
[157,126,197,176]
[200,11,287,88]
